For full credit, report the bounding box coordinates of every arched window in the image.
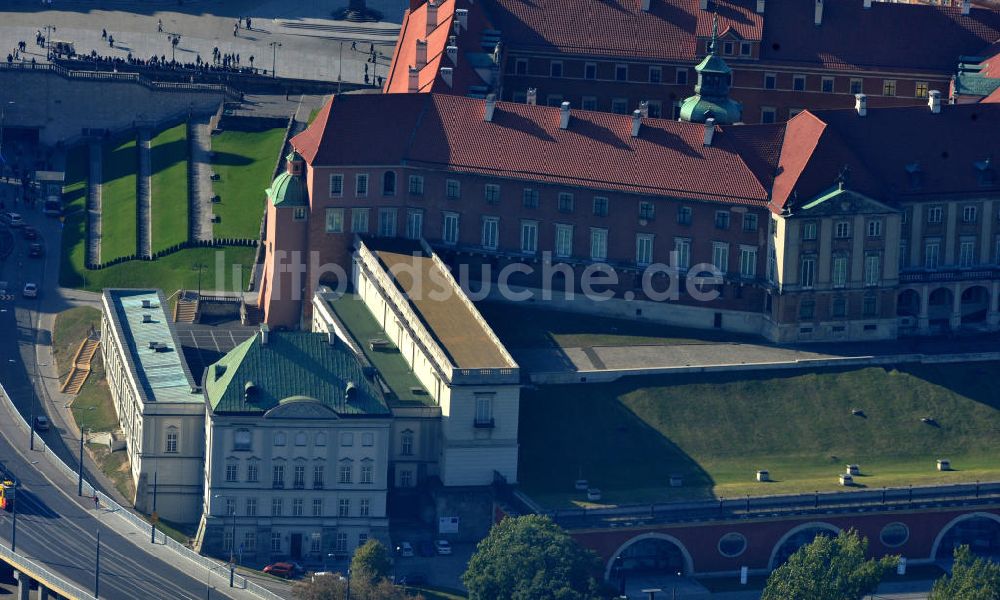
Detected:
[315,432,327,446]
[273,432,286,447]
[234,429,251,451]
[294,431,307,446]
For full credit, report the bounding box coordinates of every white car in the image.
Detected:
[586,488,602,501]
[398,541,414,557]
[22,283,38,299]
[434,539,452,555]
[2,212,24,228]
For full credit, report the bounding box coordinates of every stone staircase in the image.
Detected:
[173,292,200,323]
[137,129,153,259]
[86,142,103,267]
[61,335,100,395]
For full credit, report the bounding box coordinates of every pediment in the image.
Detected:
[263,398,340,420]
[798,188,894,217]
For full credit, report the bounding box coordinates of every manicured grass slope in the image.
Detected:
[210,128,286,239]
[59,144,89,287]
[520,364,1000,506]
[67,246,255,294]
[101,136,138,260]
[150,123,189,252]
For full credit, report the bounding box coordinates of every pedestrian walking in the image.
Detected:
[157,18,163,33]
[237,16,242,28]
[246,17,252,30]
[249,55,254,67]
[233,23,238,37]
[101,28,107,40]
[108,35,114,48]
[93,494,99,509]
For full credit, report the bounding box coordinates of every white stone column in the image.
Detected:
[980,200,993,264]
[944,203,958,266]
[909,204,923,266]
[950,282,963,329]
[989,280,1000,328]
[918,284,930,333]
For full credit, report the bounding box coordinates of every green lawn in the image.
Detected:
[52,306,101,382]
[60,144,89,285]
[477,302,761,349]
[150,123,189,252]
[101,136,138,261]
[520,363,1000,507]
[210,127,286,239]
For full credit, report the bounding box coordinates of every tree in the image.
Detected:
[462,514,603,600]
[930,545,1000,600]
[351,539,393,584]
[762,529,898,600]
[292,572,425,600]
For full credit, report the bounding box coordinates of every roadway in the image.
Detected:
[0,193,248,599]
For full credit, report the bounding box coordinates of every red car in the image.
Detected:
[263,562,295,578]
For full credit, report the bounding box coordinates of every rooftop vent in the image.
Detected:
[426,0,439,35]
[345,381,358,401]
[148,341,159,350]
[559,101,571,129]
[703,117,716,146]
[142,314,153,323]
[526,88,537,106]
[244,381,256,402]
[641,0,650,11]
[699,0,708,9]
[415,39,428,69]
[141,299,153,309]
[369,338,391,351]
[260,324,270,345]
[814,0,824,26]
[854,93,867,117]
[928,90,941,114]
[440,66,453,87]
[631,109,642,137]
[863,0,871,8]
[756,0,765,13]
[445,45,458,65]
[408,66,419,93]
[484,94,497,122]
[455,8,469,31]
[961,0,971,16]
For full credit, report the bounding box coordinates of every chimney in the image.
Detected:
[526,87,537,105]
[559,101,571,129]
[699,0,708,9]
[961,0,971,15]
[440,66,453,87]
[863,0,871,8]
[445,44,458,65]
[142,314,152,323]
[426,0,439,35]
[455,8,469,31]
[639,100,649,118]
[756,0,765,13]
[415,39,428,69]
[484,93,497,122]
[260,324,269,345]
[814,0,823,26]
[703,117,716,146]
[631,109,642,137]
[407,66,419,93]
[854,93,867,117]
[928,90,941,114]
[641,0,651,11]
[327,330,337,346]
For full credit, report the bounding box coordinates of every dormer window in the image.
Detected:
[976,158,995,187]
[723,41,734,55]
[905,162,923,190]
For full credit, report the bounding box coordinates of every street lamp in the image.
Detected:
[95,528,102,597]
[269,41,282,78]
[10,480,17,553]
[192,262,206,296]
[43,25,56,59]
[212,494,236,587]
[169,34,181,63]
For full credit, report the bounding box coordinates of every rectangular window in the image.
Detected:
[520,220,538,254]
[593,197,609,217]
[590,228,608,261]
[405,210,423,240]
[611,98,629,114]
[925,240,941,268]
[247,462,258,482]
[294,465,305,489]
[382,171,396,195]
[351,208,369,233]
[761,107,776,124]
[339,463,352,484]
[475,394,493,425]
[800,256,816,288]
[676,68,689,85]
[867,219,882,238]
[271,532,282,552]
[646,101,662,118]
[864,253,881,286]
[293,498,304,517]
[584,62,597,80]
[802,222,818,241]
[225,497,236,517]
[793,74,806,91]
[355,174,368,197]
[615,64,628,81]
[360,464,374,484]
[481,217,499,250]
[677,206,692,225]
[743,213,758,232]
[514,58,527,75]
[312,498,323,517]
[335,533,348,553]
[292,207,307,221]
[764,72,776,90]
[484,184,501,205]
[550,61,563,77]
[314,465,324,489]
[223,529,234,553]
[245,531,257,552]
[311,534,322,553]
[927,206,943,224]
[712,242,729,273]
[166,432,178,453]
[821,77,834,93]
[558,192,574,213]
[850,79,863,95]
[408,175,424,195]
[400,432,413,456]
[272,465,285,488]
[740,42,751,56]
[329,174,344,197]
[739,246,757,278]
[639,201,655,220]
[442,212,459,245]
[271,498,282,517]
[714,211,730,230]
[359,498,371,517]
[225,463,238,482]
[649,66,662,83]
[799,299,815,320]
[963,205,978,223]
[522,188,539,208]
[899,240,908,270]
[338,498,350,517]
[723,41,734,55]
[915,81,929,98]
[863,295,878,317]
[554,224,573,258]
[959,238,976,267]
[582,96,598,111]
[400,470,413,488]
[674,238,691,270]
[446,179,461,199]
[883,79,896,96]
[636,234,654,266]
[377,208,397,237]
[835,221,851,239]
[832,255,848,288]
[325,208,344,233]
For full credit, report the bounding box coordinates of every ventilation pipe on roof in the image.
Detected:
[484,93,497,122]
[440,66,454,87]
[408,66,419,93]
[328,330,337,345]
[699,0,708,10]
[863,0,871,8]
[526,87,537,105]
[631,110,642,137]
[961,0,971,15]
[814,0,824,26]
[756,0,765,14]
[703,117,716,146]
[415,39,428,70]
[641,0,651,11]
[260,324,270,345]
[426,0,439,35]
[928,90,942,114]
[446,45,458,65]
[639,100,649,118]
[455,8,469,31]
[142,314,152,323]
[345,381,357,401]
[854,93,867,117]
[559,101,571,129]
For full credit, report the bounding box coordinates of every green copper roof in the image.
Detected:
[267,170,308,207]
[955,64,1000,98]
[695,53,732,75]
[679,96,742,124]
[205,331,391,416]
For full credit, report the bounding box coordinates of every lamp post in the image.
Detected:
[10,481,17,553]
[78,429,86,496]
[169,34,181,63]
[150,471,158,543]
[44,25,56,59]
[269,41,282,78]
[95,528,101,598]
[192,262,206,296]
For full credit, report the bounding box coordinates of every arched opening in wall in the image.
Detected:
[769,524,839,569]
[934,515,1000,561]
[896,289,920,317]
[927,287,954,328]
[960,286,989,324]
[605,534,694,584]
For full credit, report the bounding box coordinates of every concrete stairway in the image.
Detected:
[188,116,214,243]
[173,293,200,323]
[86,142,102,267]
[61,336,100,395]
[137,129,152,259]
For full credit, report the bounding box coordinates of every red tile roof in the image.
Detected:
[291,93,781,205]
[484,0,762,61]
[760,1,1000,73]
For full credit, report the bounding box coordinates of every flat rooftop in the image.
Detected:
[374,246,513,370]
[321,292,436,408]
[104,289,199,404]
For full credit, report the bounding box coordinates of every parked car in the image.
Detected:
[33,416,50,432]
[586,488,602,501]
[397,541,414,557]
[22,283,37,299]
[28,243,43,258]
[417,540,435,557]
[397,573,427,586]
[1,212,24,228]
[263,562,296,578]
[22,227,38,240]
[434,540,452,555]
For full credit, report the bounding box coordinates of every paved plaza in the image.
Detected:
[0,0,406,84]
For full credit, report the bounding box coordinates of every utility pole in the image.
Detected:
[337,41,343,93]
[94,529,101,598]
[150,471,158,543]
[78,430,84,495]
[269,41,282,78]
[10,483,16,553]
